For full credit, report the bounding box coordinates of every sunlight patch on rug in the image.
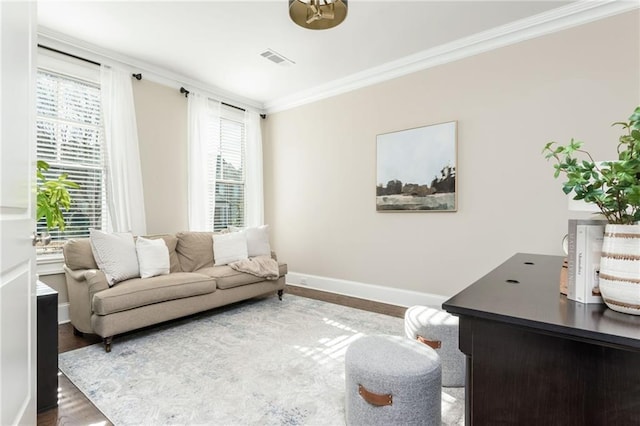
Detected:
[59,294,464,425]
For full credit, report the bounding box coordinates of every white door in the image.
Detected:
[0,2,37,425]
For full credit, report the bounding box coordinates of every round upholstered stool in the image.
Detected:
[404,305,466,387]
[344,334,441,426]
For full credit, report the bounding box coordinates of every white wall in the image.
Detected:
[133,79,189,234]
[263,10,640,298]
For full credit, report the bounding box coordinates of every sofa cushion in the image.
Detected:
[176,232,215,272]
[89,230,140,286]
[92,272,216,315]
[64,234,181,273]
[246,225,272,257]
[213,231,248,266]
[145,234,181,273]
[63,238,99,270]
[136,237,170,279]
[197,262,288,290]
[230,225,272,257]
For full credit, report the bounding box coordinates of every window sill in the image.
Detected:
[37,252,65,276]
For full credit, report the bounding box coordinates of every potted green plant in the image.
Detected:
[36,160,79,246]
[543,105,640,315]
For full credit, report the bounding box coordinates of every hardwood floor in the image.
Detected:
[36,285,406,425]
[37,323,109,426]
[285,285,406,318]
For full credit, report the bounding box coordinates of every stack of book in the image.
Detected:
[566,218,607,304]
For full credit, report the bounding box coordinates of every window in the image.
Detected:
[36,60,107,251]
[212,106,246,231]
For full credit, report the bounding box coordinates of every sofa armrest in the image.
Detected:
[63,265,108,334]
[85,269,109,296]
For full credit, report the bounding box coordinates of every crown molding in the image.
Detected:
[37,27,265,113]
[264,0,640,114]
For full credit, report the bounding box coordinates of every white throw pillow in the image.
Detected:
[213,231,248,266]
[89,229,139,286]
[246,225,271,257]
[136,237,170,279]
[229,225,271,257]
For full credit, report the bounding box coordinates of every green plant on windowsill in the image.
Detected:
[542,106,640,225]
[36,160,79,233]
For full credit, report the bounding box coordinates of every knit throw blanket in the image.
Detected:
[229,255,280,280]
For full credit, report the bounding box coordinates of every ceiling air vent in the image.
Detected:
[260,49,295,67]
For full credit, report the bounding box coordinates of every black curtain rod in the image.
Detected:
[222,102,245,112]
[35,47,263,118]
[38,44,101,66]
[222,101,267,119]
[179,87,265,118]
[222,102,267,119]
[38,44,143,81]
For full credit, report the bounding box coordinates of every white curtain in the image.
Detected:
[100,65,147,235]
[187,93,220,231]
[245,110,264,227]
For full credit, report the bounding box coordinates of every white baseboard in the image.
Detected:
[58,302,70,324]
[286,272,448,309]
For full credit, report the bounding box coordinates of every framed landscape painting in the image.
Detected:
[376,121,457,212]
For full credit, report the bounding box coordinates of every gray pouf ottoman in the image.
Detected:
[344,334,441,426]
[404,305,466,387]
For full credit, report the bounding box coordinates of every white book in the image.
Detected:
[572,223,605,304]
[567,219,578,301]
[583,224,605,304]
[573,225,587,303]
[567,219,607,303]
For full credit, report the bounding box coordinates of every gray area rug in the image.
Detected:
[59,294,464,425]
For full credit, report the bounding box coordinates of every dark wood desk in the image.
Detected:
[37,281,58,413]
[443,253,640,426]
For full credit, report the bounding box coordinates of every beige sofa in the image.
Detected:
[63,231,287,352]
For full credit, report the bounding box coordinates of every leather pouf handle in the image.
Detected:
[358,384,392,406]
[417,335,442,349]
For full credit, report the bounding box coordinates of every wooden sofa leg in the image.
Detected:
[73,326,83,337]
[104,336,113,353]
[277,289,284,301]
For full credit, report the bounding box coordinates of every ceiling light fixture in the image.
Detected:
[289,0,348,30]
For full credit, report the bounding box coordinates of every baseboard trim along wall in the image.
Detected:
[58,302,70,325]
[286,272,448,308]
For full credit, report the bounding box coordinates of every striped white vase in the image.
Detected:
[599,224,640,315]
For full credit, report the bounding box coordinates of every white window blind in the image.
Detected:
[36,69,107,247]
[213,105,246,231]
